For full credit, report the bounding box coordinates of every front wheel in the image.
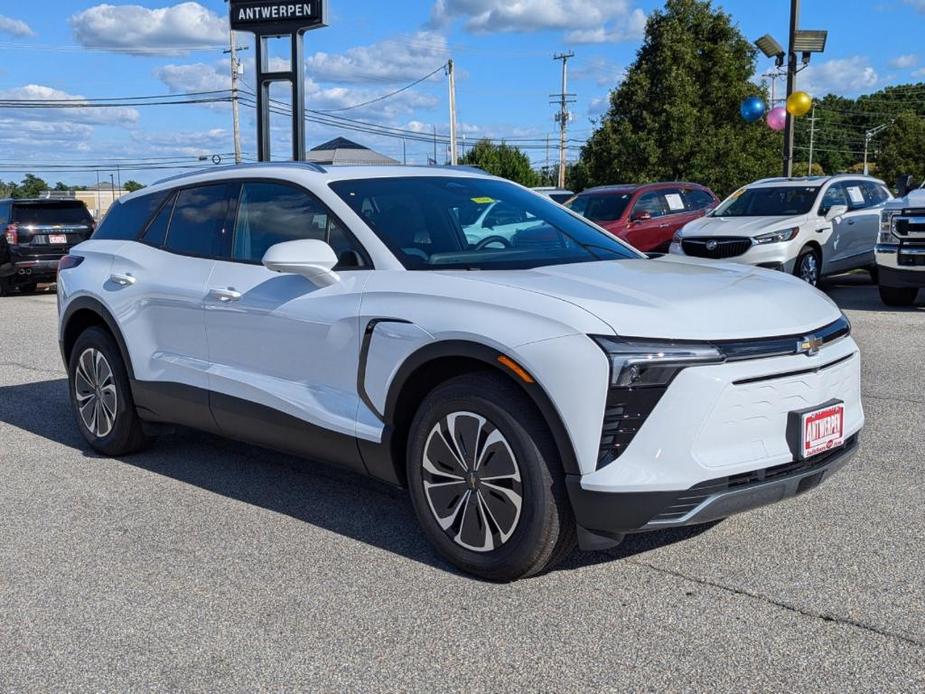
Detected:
[68,326,152,456]
[794,247,821,286]
[879,285,919,307]
[406,372,576,581]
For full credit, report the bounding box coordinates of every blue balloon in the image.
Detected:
[740,96,767,123]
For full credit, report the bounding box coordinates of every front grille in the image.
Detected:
[651,435,858,522]
[682,237,752,259]
[598,386,666,469]
[894,211,925,238]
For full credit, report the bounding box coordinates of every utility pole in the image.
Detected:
[447,59,458,166]
[762,70,782,106]
[863,122,892,176]
[224,29,246,165]
[402,138,407,165]
[782,0,800,177]
[552,51,575,190]
[545,133,551,185]
[433,125,438,165]
[807,106,817,175]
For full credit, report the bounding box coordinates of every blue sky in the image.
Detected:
[0,0,923,185]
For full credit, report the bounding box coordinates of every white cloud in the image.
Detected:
[70,2,227,56]
[566,9,646,44]
[0,14,34,37]
[0,84,139,126]
[156,62,227,93]
[572,58,625,87]
[306,32,449,84]
[798,57,879,96]
[912,67,925,78]
[588,95,610,118]
[430,0,644,40]
[890,54,919,69]
[129,128,231,157]
[904,0,925,12]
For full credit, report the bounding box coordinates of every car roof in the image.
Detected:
[747,174,887,189]
[0,198,88,205]
[580,182,709,195]
[128,163,495,203]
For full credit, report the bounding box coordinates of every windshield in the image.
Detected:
[12,202,93,226]
[329,176,641,270]
[712,186,820,217]
[567,193,632,222]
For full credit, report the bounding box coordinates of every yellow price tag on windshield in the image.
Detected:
[471,197,495,204]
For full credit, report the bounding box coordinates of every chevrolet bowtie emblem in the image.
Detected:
[798,336,824,356]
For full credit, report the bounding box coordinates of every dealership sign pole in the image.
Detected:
[229,0,328,162]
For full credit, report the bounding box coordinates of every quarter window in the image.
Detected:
[231,181,368,267]
[93,191,169,241]
[164,184,231,258]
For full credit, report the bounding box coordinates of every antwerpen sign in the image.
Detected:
[230,0,327,35]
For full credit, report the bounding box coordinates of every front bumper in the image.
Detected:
[876,243,925,287]
[569,435,858,547]
[669,241,797,273]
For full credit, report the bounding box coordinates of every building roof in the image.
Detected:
[306,137,400,166]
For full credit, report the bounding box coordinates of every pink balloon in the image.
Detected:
[767,106,788,132]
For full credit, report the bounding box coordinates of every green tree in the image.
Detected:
[460,140,539,187]
[877,112,925,188]
[13,174,48,199]
[123,180,145,193]
[576,0,779,197]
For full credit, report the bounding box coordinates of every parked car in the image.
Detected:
[876,180,925,306]
[532,187,574,204]
[566,182,719,253]
[670,175,892,286]
[0,198,95,296]
[58,164,863,581]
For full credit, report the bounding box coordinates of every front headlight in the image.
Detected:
[593,337,725,387]
[754,227,800,245]
[879,210,899,243]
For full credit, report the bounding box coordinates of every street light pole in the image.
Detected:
[782,0,800,178]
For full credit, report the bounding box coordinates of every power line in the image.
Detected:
[314,64,447,113]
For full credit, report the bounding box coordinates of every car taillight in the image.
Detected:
[4,223,18,245]
[58,255,84,271]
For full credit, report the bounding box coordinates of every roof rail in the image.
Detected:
[153,161,328,186]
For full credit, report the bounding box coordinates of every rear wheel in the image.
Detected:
[794,247,821,286]
[406,372,576,582]
[68,326,151,456]
[19,282,37,294]
[0,277,12,297]
[879,285,919,307]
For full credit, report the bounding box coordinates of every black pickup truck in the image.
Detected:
[0,199,95,295]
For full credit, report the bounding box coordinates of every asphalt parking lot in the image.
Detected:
[1,276,923,692]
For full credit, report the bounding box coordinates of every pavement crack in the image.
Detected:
[0,361,65,377]
[629,559,925,649]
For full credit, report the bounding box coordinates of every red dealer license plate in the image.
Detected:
[801,403,845,459]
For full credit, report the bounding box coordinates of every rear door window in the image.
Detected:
[164,184,232,258]
[93,191,170,241]
[12,202,93,226]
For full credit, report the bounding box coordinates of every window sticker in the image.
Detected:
[664,193,685,211]
[471,197,495,204]
[846,186,865,205]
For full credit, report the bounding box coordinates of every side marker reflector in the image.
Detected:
[497,355,534,384]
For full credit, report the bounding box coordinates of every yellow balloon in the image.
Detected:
[787,91,813,117]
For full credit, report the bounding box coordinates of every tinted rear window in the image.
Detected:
[93,191,170,241]
[567,193,632,222]
[165,184,231,257]
[12,202,93,226]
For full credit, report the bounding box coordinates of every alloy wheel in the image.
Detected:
[421,411,523,553]
[74,348,118,439]
[799,253,819,285]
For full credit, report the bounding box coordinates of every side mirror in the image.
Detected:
[632,211,652,223]
[262,239,340,286]
[825,204,848,222]
[896,175,914,198]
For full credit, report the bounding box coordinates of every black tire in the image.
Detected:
[879,285,919,307]
[0,276,12,297]
[794,246,821,286]
[68,326,151,456]
[407,372,576,581]
[19,282,37,294]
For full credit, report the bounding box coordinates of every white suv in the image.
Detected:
[670,175,892,285]
[57,164,863,581]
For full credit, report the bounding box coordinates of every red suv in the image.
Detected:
[566,182,719,253]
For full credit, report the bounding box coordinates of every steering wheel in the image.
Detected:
[474,235,512,250]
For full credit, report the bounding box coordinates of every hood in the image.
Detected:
[680,214,809,239]
[446,258,841,341]
[889,188,925,209]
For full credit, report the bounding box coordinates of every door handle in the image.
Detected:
[847,219,856,225]
[110,272,136,286]
[658,223,671,228]
[209,288,242,303]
